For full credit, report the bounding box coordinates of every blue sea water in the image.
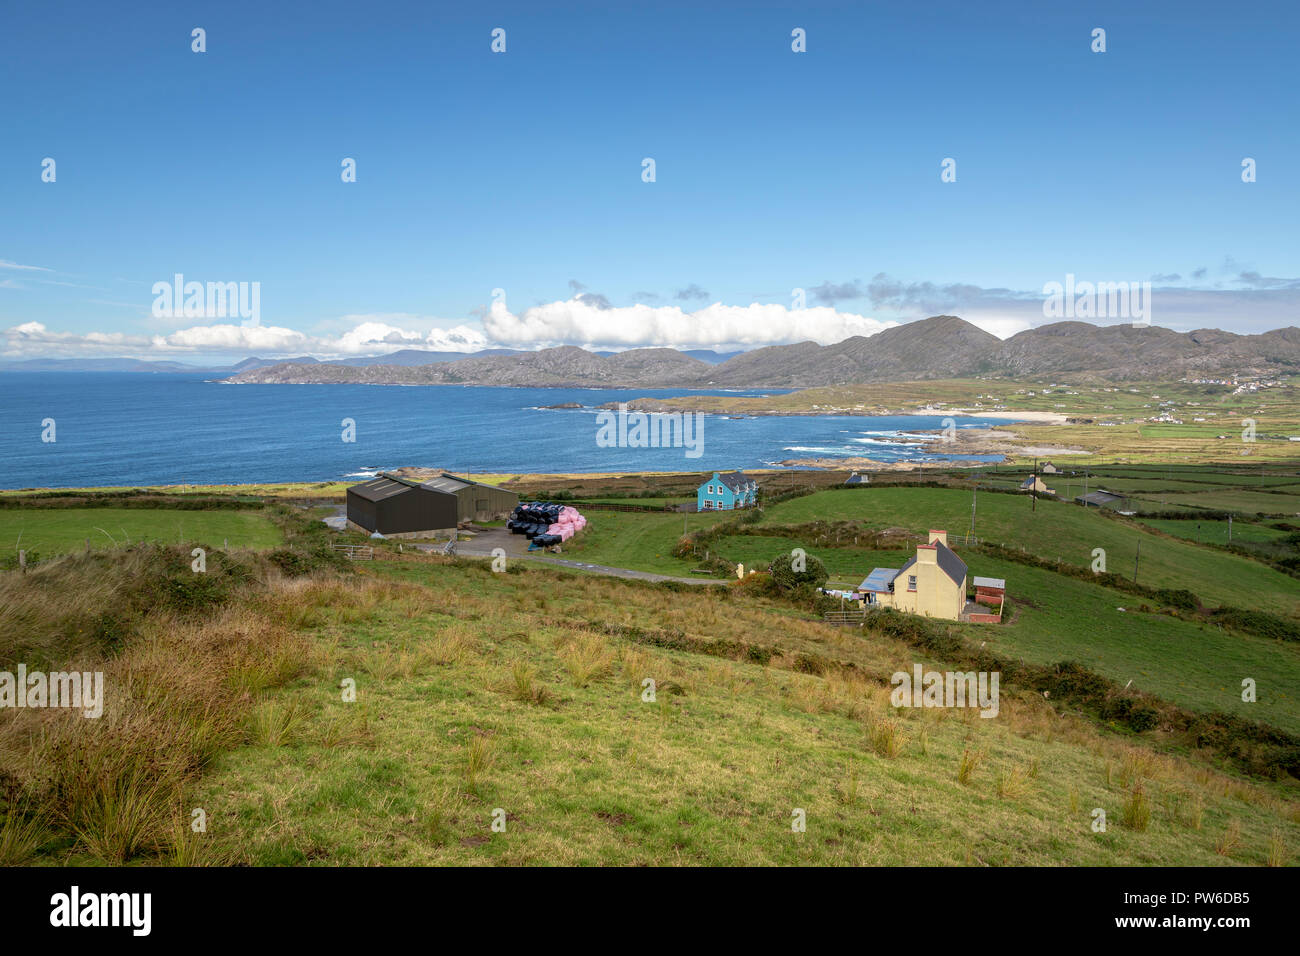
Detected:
[0,373,1006,488]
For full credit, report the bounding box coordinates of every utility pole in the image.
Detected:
[970,483,977,542]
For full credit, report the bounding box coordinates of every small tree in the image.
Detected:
[768,551,828,592]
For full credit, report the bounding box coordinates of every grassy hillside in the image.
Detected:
[4,537,1296,866]
[190,558,1297,865]
[764,488,1300,615]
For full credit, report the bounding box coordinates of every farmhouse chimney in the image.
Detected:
[917,544,938,565]
[928,529,948,547]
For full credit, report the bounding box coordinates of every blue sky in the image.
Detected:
[2,0,1297,362]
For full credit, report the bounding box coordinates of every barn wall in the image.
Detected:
[453,483,519,521]
[378,488,458,534]
[346,491,379,533]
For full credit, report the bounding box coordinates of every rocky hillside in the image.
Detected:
[223,317,1300,387]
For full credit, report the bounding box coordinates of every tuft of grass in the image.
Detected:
[868,719,903,759]
[0,806,47,865]
[508,662,554,706]
[161,812,233,866]
[1266,829,1288,867]
[997,766,1030,800]
[463,736,496,793]
[1121,785,1151,831]
[1216,819,1242,857]
[319,708,373,748]
[247,700,309,748]
[957,748,984,786]
[841,760,860,807]
[558,635,614,687]
[64,767,174,863]
[420,788,458,845]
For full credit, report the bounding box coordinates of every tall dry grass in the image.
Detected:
[0,546,344,863]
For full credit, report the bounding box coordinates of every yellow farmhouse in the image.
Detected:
[859,530,968,621]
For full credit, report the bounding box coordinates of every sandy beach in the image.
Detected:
[912,406,1072,425]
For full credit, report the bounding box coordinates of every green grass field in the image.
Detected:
[708,533,1300,733]
[0,507,282,557]
[1139,518,1294,547]
[763,488,1300,615]
[962,556,1300,734]
[1148,489,1300,515]
[578,497,695,507]
[560,509,734,575]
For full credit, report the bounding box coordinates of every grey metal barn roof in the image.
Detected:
[973,576,1006,590]
[441,472,512,493]
[421,475,471,494]
[1076,490,1126,506]
[348,475,420,503]
[349,472,505,500]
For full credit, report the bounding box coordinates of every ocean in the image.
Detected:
[0,373,1006,488]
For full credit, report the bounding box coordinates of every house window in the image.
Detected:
[908,575,917,591]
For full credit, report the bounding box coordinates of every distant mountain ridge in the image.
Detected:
[0,346,746,376]
[221,317,1300,387]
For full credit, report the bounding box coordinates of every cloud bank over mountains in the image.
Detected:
[3,264,1298,361]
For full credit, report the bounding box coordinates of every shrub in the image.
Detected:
[768,550,829,592]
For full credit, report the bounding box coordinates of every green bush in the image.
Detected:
[767,550,828,592]
[1208,607,1300,643]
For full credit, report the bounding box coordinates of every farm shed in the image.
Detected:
[346,472,518,538]
[1075,490,1128,509]
[973,576,1006,606]
[421,473,519,523]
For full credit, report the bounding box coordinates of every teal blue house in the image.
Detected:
[697,471,757,511]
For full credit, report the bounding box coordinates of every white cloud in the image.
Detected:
[3,321,152,355]
[483,297,894,350]
[331,319,488,354]
[3,317,491,360]
[151,324,312,353]
[963,314,1035,339]
[0,259,52,272]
